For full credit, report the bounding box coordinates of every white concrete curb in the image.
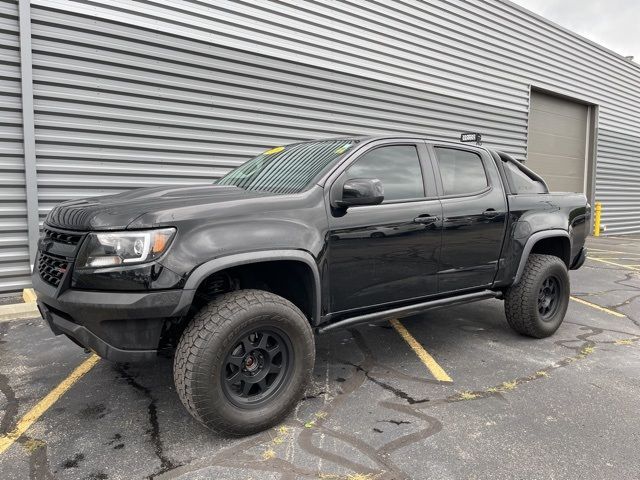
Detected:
[0,302,40,322]
[0,289,40,322]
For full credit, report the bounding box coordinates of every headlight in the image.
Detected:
[76,228,176,268]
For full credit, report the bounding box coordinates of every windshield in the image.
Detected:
[217,139,358,194]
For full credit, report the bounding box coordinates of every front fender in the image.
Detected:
[174,249,322,325]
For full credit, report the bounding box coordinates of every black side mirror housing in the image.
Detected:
[333,178,384,208]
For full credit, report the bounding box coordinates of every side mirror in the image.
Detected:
[334,178,384,208]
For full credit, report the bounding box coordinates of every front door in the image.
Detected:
[327,143,442,313]
[429,145,508,292]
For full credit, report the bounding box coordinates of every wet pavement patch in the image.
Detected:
[61,453,84,469]
[1,237,640,479]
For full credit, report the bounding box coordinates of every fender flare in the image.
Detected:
[513,230,570,285]
[174,250,322,324]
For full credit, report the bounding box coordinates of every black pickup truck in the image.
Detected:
[33,136,589,435]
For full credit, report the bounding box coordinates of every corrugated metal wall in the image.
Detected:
[597,129,640,233]
[0,0,639,292]
[0,0,30,292]
[28,0,529,212]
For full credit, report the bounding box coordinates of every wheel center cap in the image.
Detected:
[244,353,260,372]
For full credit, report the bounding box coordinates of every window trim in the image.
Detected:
[491,150,513,196]
[429,144,493,199]
[327,140,437,208]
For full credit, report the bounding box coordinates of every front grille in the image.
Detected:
[37,252,70,287]
[43,228,83,246]
[37,226,85,288]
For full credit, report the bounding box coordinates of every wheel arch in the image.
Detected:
[177,250,322,325]
[513,230,570,285]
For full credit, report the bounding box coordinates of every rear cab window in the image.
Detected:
[433,147,488,196]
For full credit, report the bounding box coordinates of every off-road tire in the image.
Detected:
[504,254,570,338]
[173,289,315,436]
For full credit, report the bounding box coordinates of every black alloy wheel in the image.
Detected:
[173,289,315,435]
[221,329,292,407]
[537,275,561,320]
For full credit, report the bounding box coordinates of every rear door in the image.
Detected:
[428,144,507,293]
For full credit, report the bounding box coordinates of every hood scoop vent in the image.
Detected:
[46,203,99,231]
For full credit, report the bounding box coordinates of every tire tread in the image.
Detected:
[504,254,569,338]
[173,289,313,435]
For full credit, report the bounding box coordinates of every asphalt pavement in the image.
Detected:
[1,235,639,480]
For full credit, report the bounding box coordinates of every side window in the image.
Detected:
[434,147,488,196]
[344,145,425,202]
[504,161,547,194]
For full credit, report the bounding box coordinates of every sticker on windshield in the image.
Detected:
[263,146,285,155]
[335,143,353,154]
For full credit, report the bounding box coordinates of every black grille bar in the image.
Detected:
[43,228,83,246]
[37,252,69,287]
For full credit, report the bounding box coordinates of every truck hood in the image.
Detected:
[45,185,271,230]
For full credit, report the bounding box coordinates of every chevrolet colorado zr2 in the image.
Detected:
[33,136,589,435]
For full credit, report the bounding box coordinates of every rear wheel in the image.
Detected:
[504,254,570,338]
[173,289,315,435]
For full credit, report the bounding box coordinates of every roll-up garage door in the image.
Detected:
[527,91,589,193]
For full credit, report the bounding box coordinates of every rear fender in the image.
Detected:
[513,230,570,285]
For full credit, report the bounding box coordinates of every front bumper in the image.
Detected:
[33,273,192,362]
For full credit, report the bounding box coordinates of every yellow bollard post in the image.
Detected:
[593,202,602,237]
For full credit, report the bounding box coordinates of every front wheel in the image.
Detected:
[173,289,315,436]
[504,254,570,338]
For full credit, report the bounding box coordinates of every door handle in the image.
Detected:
[483,208,499,218]
[413,215,438,224]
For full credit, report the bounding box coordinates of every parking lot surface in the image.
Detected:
[1,236,639,480]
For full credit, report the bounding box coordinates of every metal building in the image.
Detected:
[1,0,639,293]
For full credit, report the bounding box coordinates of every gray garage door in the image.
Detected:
[527,91,589,192]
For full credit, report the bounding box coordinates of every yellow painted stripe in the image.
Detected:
[592,257,640,261]
[390,318,452,382]
[570,296,626,318]
[0,354,100,454]
[22,288,37,303]
[589,249,640,256]
[587,256,640,271]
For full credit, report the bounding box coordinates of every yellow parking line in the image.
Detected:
[588,251,640,257]
[570,296,625,318]
[593,257,640,260]
[587,256,640,271]
[390,318,452,382]
[0,354,100,454]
